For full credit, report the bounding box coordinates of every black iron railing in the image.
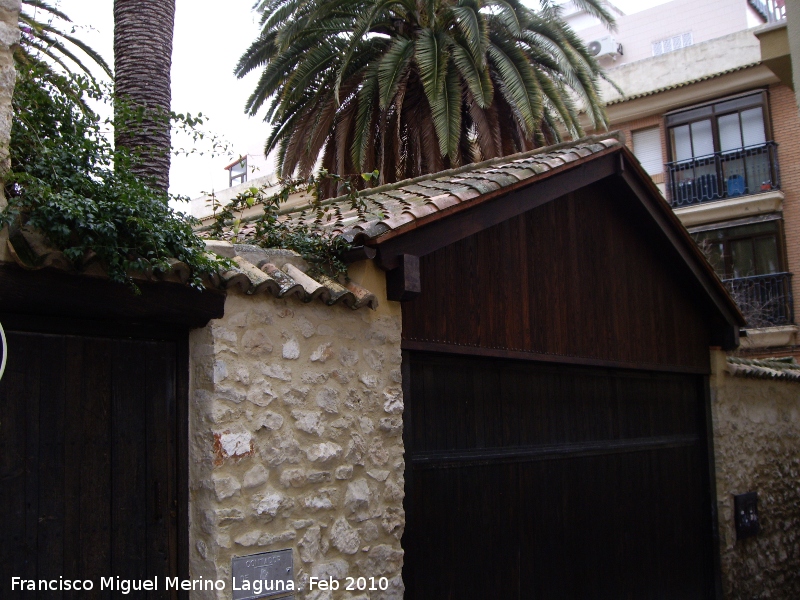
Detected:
[723,272,794,328]
[666,142,781,208]
[748,0,786,22]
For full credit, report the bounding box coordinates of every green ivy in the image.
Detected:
[1,61,228,291]
[205,169,379,279]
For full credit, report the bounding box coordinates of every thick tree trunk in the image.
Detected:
[114,0,175,194]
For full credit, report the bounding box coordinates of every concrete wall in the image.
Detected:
[574,0,758,67]
[598,28,764,105]
[0,0,19,263]
[188,260,405,599]
[710,349,800,598]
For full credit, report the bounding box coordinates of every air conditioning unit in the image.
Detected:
[587,36,622,59]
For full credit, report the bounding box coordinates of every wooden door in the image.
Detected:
[403,352,716,599]
[0,327,183,598]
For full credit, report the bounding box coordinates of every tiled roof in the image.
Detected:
[4,228,378,310]
[227,133,623,246]
[605,62,761,106]
[727,356,800,383]
[208,242,378,310]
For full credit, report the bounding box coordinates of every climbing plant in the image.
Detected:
[205,169,379,278]
[1,61,226,290]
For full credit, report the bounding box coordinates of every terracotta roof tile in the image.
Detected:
[403,184,446,198]
[457,178,501,194]
[474,171,518,187]
[5,228,380,311]
[407,202,440,219]
[262,133,622,244]
[207,135,621,250]
[429,194,461,211]
[379,211,417,230]
[727,356,800,383]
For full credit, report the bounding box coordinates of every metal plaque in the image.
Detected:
[231,549,294,600]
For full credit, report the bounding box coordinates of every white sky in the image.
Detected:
[51,0,670,200]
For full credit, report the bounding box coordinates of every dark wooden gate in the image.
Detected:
[0,321,187,598]
[390,179,732,599]
[403,353,715,599]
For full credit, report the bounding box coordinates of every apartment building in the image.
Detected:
[567,0,797,356]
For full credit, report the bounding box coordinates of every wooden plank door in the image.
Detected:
[0,330,181,598]
[403,352,716,599]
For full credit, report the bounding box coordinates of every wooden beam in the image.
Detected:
[386,255,421,301]
[401,339,711,375]
[0,263,225,329]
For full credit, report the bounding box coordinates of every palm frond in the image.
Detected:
[19,0,113,84]
[378,37,413,109]
[240,0,611,195]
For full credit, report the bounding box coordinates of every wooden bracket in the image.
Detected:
[386,254,421,302]
[341,245,377,263]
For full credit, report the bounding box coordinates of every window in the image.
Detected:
[692,218,783,279]
[226,156,247,187]
[692,216,793,326]
[632,127,663,175]
[665,91,779,205]
[652,32,693,56]
[667,92,769,161]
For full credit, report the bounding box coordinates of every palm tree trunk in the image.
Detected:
[113,0,175,194]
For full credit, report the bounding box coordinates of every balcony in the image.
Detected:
[748,0,786,23]
[666,142,781,208]
[723,272,794,328]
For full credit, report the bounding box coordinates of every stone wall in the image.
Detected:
[0,0,18,262]
[189,259,405,599]
[710,349,800,598]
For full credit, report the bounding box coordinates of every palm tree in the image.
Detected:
[113,0,175,194]
[236,0,615,194]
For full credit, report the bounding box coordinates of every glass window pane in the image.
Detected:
[707,221,778,240]
[753,236,779,274]
[671,125,692,161]
[699,239,725,275]
[731,239,755,278]
[741,107,766,147]
[691,120,715,157]
[718,113,743,152]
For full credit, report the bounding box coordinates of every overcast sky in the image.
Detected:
[52,0,670,201]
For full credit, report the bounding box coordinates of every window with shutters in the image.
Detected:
[664,91,780,207]
[632,127,663,176]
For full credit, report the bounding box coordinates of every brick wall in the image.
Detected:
[609,114,668,187]
[768,84,800,339]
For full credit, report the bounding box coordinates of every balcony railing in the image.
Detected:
[666,142,781,208]
[748,0,786,22]
[723,272,794,328]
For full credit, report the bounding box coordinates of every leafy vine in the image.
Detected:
[204,169,380,279]
[0,60,230,291]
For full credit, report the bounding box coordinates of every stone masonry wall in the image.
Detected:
[0,0,19,262]
[189,259,405,599]
[709,349,800,598]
